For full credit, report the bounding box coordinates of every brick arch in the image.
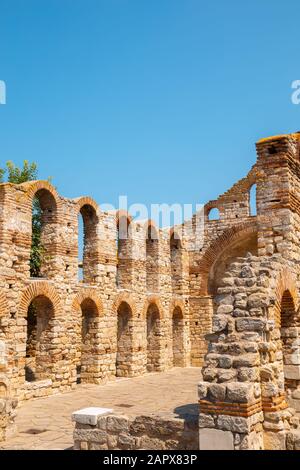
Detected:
[244,168,257,191]
[141,219,160,240]
[270,268,299,326]
[116,210,134,239]
[72,288,103,315]
[112,292,137,317]
[198,220,258,295]
[142,295,165,319]
[205,203,222,219]
[18,281,62,317]
[169,298,185,318]
[74,196,100,217]
[169,228,184,248]
[20,180,61,216]
[0,291,9,318]
[116,210,133,226]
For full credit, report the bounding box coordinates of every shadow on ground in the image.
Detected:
[174,403,199,419]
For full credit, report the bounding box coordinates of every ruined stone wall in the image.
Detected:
[0,131,261,442]
[3,130,300,448]
[189,166,257,366]
[198,133,300,450]
[73,412,198,451]
[0,179,193,421]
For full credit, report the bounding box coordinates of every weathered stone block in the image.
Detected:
[236,318,266,332]
[199,413,215,429]
[107,415,130,433]
[226,383,254,403]
[209,384,226,402]
[217,415,250,433]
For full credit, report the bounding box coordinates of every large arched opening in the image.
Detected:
[146,303,161,372]
[172,306,185,367]
[249,184,257,216]
[25,295,55,382]
[76,298,100,384]
[30,189,57,278]
[170,233,183,294]
[78,204,99,283]
[279,290,300,409]
[116,301,133,377]
[208,231,258,296]
[116,215,131,289]
[146,225,159,292]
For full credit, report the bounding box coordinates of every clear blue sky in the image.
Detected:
[1,0,300,214]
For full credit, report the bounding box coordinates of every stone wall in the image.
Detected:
[0,144,259,438]
[3,130,300,447]
[198,133,300,450]
[0,182,194,411]
[72,409,198,450]
[0,341,17,440]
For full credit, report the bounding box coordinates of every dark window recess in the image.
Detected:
[268,146,277,155]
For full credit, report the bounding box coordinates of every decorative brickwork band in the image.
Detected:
[199,399,263,418]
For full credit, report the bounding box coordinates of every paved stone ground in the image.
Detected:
[0,367,200,450]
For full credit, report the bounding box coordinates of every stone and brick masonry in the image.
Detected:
[2,131,300,450]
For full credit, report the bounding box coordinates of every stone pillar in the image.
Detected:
[199,377,264,450]
[256,134,300,260]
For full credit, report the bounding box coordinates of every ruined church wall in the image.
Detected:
[0,181,191,407]
[198,133,300,450]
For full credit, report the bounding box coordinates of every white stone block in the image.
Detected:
[199,428,234,450]
[72,407,113,425]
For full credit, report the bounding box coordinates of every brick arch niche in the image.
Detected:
[77,201,99,284]
[116,301,133,377]
[205,225,258,296]
[25,294,57,383]
[271,286,300,413]
[170,232,183,295]
[116,213,133,289]
[19,282,63,387]
[172,306,185,367]
[145,303,162,372]
[29,186,58,279]
[72,294,102,385]
[146,223,159,292]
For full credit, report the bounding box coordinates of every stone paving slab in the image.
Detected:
[0,367,200,450]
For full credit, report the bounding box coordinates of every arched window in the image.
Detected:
[146,225,159,292]
[116,302,133,377]
[30,189,57,278]
[77,298,99,384]
[170,233,183,294]
[25,295,55,382]
[116,216,131,288]
[279,290,299,407]
[249,184,257,216]
[146,303,161,372]
[208,208,220,221]
[78,205,98,283]
[172,307,185,367]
